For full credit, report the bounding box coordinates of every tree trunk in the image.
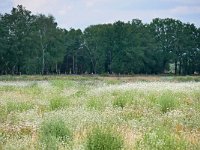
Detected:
[12,65,15,75]
[17,65,20,75]
[42,47,45,75]
[72,55,75,74]
[175,59,177,75]
[163,59,167,74]
[179,60,182,75]
[109,51,112,74]
[56,62,58,74]
[75,55,78,74]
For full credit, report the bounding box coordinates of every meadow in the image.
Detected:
[0,75,200,150]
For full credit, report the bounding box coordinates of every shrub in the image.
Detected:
[50,97,69,110]
[158,92,178,113]
[86,127,123,150]
[39,118,71,150]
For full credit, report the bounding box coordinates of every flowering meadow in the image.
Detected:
[0,76,200,149]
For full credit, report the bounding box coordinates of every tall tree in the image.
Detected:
[62,28,83,74]
[34,14,64,74]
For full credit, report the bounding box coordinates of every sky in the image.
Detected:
[0,0,200,30]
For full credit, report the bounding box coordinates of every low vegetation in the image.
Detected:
[49,97,70,111]
[0,75,200,149]
[157,92,178,113]
[39,118,72,150]
[86,126,124,150]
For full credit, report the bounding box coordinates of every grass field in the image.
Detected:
[0,75,200,149]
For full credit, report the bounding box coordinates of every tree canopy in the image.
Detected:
[0,5,199,75]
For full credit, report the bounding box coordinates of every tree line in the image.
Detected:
[0,5,200,75]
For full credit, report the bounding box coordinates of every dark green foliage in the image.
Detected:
[0,5,199,75]
[86,127,124,150]
[0,5,65,75]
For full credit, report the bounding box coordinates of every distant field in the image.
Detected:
[0,76,200,149]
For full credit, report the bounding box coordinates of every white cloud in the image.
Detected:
[13,0,73,15]
[11,0,200,29]
[170,6,200,15]
[13,0,47,13]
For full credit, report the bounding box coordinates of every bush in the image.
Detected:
[50,97,69,110]
[39,118,71,150]
[86,127,123,150]
[158,92,178,113]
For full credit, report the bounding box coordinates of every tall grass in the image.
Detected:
[157,92,178,113]
[192,91,200,111]
[86,127,124,150]
[39,118,72,150]
[112,92,134,109]
[49,97,70,110]
[86,97,105,110]
[6,101,34,113]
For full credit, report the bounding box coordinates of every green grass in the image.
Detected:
[49,96,70,110]
[86,97,105,110]
[6,101,34,113]
[0,106,7,122]
[39,118,72,149]
[136,127,187,150]
[120,108,144,121]
[86,127,124,150]
[26,82,42,95]
[161,76,200,82]
[1,75,200,82]
[157,92,178,113]
[112,91,135,109]
[51,80,75,90]
[192,91,200,111]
